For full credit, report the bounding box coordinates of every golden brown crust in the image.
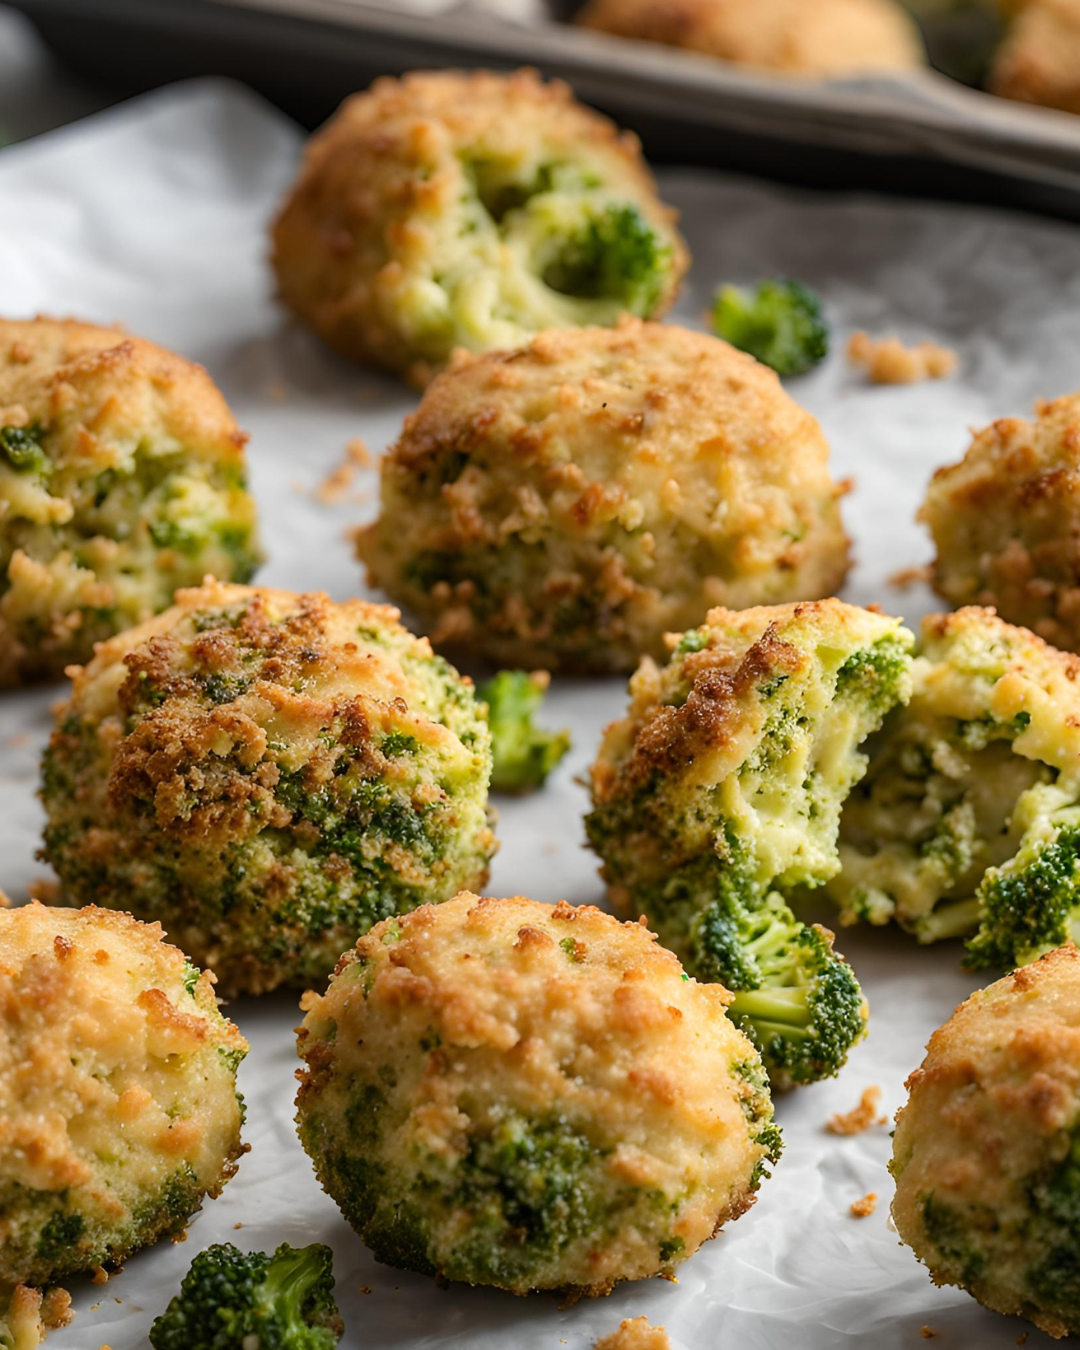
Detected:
[577,0,925,74]
[360,321,850,672]
[991,0,1080,114]
[921,395,1080,652]
[891,944,1080,1340]
[271,69,688,385]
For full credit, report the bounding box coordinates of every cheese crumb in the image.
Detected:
[828,1084,887,1135]
[848,331,958,384]
[594,1317,672,1350]
[850,1191,878,1218]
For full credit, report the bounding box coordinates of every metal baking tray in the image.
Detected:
[12,0,1080,217]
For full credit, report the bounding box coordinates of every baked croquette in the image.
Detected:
[892,944,1080,1340]
[830,607,1080,969]
[990,0,1080,114]
[295,892,780,1295]
[0,901,247,1288]
[39,580,496,999]
[920,393,1080,650]
[577,0,926,76]
[358,320,851,673]
[270,69,688,386]
[586,599,914,1084]
[0,317,260,686]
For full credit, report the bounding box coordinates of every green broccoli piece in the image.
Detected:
[544,203,672,315]
[965,823,1080,972]
[0,424,49,476]
[149,1242,342,1350]
[479,670,571,795]
[711,278,829,377]
[691,887,867,1088]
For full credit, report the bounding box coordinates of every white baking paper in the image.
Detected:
[3,79,1080,1350]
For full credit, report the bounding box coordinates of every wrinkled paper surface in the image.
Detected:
[3,80,1080,1350]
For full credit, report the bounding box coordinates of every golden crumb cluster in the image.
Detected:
[40,580,496,998]
[296,892,779,1295]
[0,317,260,685]
[0,902,247,1287]
[577,0,925,75]
[360,320,850,672]
[847,331,958,384]
[272,69,687,386]
[920,392,1080,652]
[892,945,1080,1340]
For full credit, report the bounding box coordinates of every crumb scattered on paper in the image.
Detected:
[920,1329,938,1340]
[90,1266,108,1285]
[850,1191,878,1218]
[360,1285,372,1295]
[848,331,958,384]
[594,1316,672,1350]
[7,731,27,749]
[827,1085,887,1135]
[310,437,375,504]
[889,564,932,590]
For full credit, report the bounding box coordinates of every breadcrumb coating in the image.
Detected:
[0,317,260,685]
[920,393,1080,652]
[577,0,925,75]
[39,580,496,997]
[272,69,687,386]
[296,892,778,1295]
[892,944,1080,1339]
[0,901,246,1287]
[359,319,850,672]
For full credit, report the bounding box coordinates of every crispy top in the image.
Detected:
[0,316,247,467]
[578,0,925,74]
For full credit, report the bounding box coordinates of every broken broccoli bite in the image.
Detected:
[711,278,829,377]
[892,944,1080,1340]
[586,599,914,1086]
[830,607,1080,967]
[479,669,571,794]
[296,892,780,1295]
[150,1242,342,1350]
[0,317,260,686]
[40,580,496,998]
[0,901,246,1289]
[359,319,851,673]
[271,69,688,386]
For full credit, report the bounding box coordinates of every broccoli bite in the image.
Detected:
[586,598,915,1085]
[577,0,925,74]
[0,317,260,686]
[296,892,780,1295]
[39,579,496,998]
[0,901,246,1288]
[479,670,571,794]
[359,319,851,673]
[920,393,1080,652]
[830,607,1080,968]
[271,69,688,386]
[711,278,829,377]
[892,944,1080,1339]
[150,1242,342,1350]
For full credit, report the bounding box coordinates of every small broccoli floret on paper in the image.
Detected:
[480,670,571,794]
[149,1242,342,1350]
[711,278,828,376]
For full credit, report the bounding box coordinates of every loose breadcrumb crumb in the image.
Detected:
[828,1085,887,1135]
[889,564,932,591]
[850,1191,878,1218]
[594,1317,672,1350]
[848,331,958,384]
[315,438,374,504]
[920,1329,938,1340]
[345,436,373,468]
[90,1266,108,1286]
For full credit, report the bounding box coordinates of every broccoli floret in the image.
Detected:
[0,425,49,476]
[479,670,570,795]
[965,822,1080,972]
[544,204,672,315]
[692,888,867,1088]
[711,278,828,377]
[149,1242,342,1350]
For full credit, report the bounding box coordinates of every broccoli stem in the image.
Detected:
[914,897,982,944]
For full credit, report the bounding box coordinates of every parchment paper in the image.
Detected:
[3,79,1080,1350]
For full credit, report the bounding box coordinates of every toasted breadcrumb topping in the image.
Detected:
[828,1085,887,1135]
[848,331,958,384]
